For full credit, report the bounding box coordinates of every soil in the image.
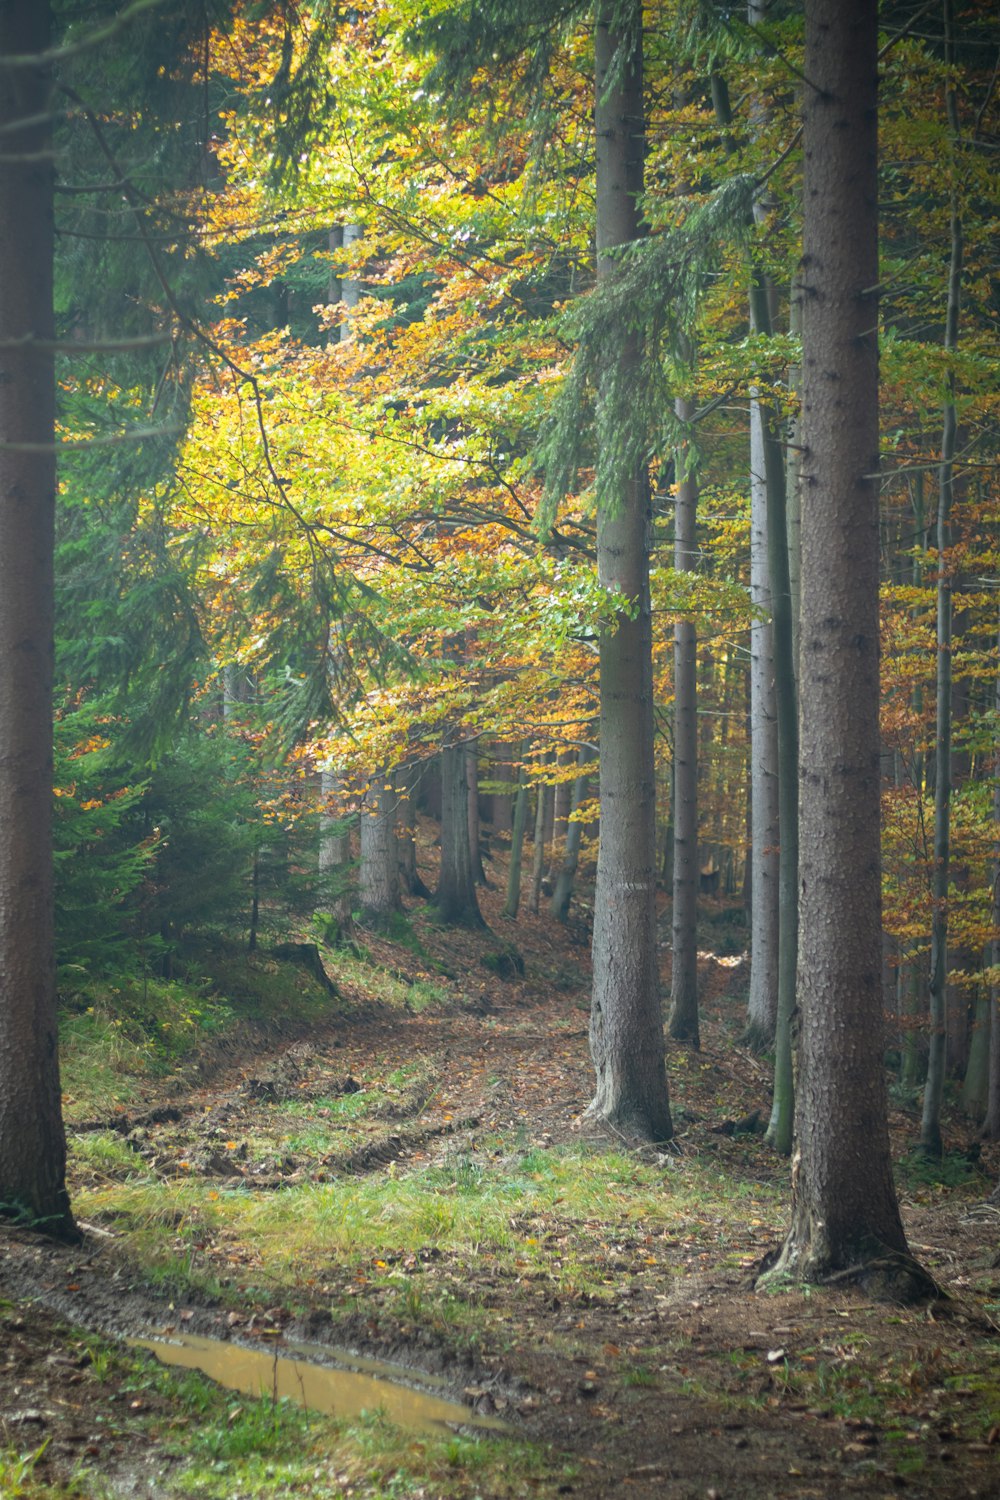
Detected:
[2,861,1000,1499]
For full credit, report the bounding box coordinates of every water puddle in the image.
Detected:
[132,1332,507,1435]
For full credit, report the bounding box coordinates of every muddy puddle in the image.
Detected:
[133,1331,508,1435]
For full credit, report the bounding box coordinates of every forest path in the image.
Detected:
[2,900,999,1498]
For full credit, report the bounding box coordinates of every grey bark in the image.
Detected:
[983,624,1000,1140]
[668,402,700,1048]
[759,0,926,1296]
[586,2,672,1142]
[396,760,430,899]
[436,741,484,927]
[318,768,355,939]
[467,740,488,885]
[529,777,548,915]
[503,747,531,920]
[746,398,780,1049]
[921,10,962,1157]
[551,760,588,924]
[358,771,401,930]
[0,0,77,1240]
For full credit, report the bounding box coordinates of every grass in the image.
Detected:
[319,941,451,1013]
[72,1141,785,1351]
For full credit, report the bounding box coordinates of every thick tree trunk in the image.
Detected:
[436,741,484,927]
[586,3,672,1143]
[668,401,700,1048]
[0,0,77,1241]
[358,771,401,930]
[758,0,927,1297]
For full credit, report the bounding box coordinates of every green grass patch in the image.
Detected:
[319,944,450,1013]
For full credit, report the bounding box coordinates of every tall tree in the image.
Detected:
[920,0,963,1157]
[0,0,77,1240]
[759,0,926,1295]
[436,741,485,927]
[667,399,700,1047]
[585,1,672,1142]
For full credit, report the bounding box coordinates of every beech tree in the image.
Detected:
[758,0,927,1295]
[0,0,77,1240]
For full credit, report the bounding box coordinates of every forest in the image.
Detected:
[0,0,999,1496]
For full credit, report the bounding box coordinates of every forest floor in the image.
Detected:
[2,840,1000,1499]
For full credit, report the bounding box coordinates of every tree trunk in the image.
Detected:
[758,0,927,1298]
[751,290,799,1156]
[529,777,548,915]
[586,2,672,1143]
[396,760,430,899]
[318,768,355,941]
[0,0,77,1240]
[503,747,531,921]
[551,762,588,924]
[745,371,780,1052]
[467,740,488,885]
[359,771,401,930]
[921,10,962,1157]
[668,402,700,1048]
[436,741,484,927]
[983,622,1000,1141]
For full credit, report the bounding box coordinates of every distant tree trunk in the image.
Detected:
[529,777,548,915]
[437,741,484,927]
[359,771,401,930]
[467,740,488,885]
[338,222,362,340]
[759,0,927,1297]
[551,760,588,924]
[0,0,77,1241]
[397,760,430,899]
[921,14,962,1157]
[318,768,355,941]
[586,2,672,1143]
[668,400,700,1048]
[503,745,531,920]
[491,744,514,836]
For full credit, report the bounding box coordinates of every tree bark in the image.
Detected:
[551,760,588,924]
[746,397,780,1049]
[529,776,548,915]
[358,770,401,930]
[983,621,1000,1141]
[586,2,672,1143]
[436,741,484,927]
[668,400,700,1048]
[503,745,531,920]
[921,4,962,1156]
[758,0,927,1297]
[318,768,355,941]
[0,0,77,1240]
